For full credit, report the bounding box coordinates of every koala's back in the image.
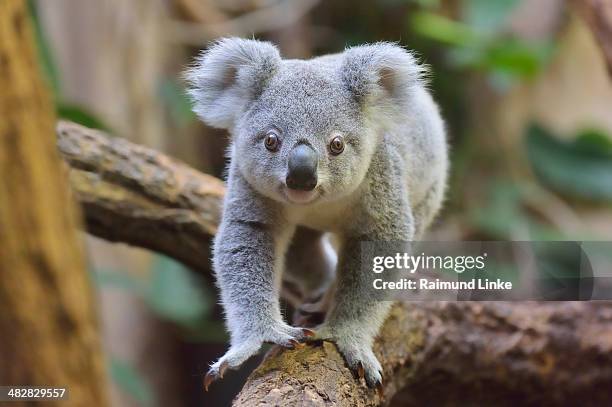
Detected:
[395,86,447,215]
[311,52,447,232]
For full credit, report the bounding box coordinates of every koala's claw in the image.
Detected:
[203,358,239,391]
[204,321,313,391]
[219,360,229,379]
[287,338,300,349]
[202,359,235,390]
[345,352,383,388]
[349,358,383,389]
[375,380,384,398]
[268,324,312,348]
[203,339,262,391]
[357,361,365,380]
[302,328,316,337]
[203,370,217,392]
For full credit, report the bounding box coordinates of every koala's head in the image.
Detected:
[186,38,425,205]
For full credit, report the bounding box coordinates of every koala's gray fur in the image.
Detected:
[186,37,448,389]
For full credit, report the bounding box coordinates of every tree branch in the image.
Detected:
[576,0,612,77]
[168,0,320,44]
[237,302,612,406]
[56,122,612,406]
[56,120,224,274]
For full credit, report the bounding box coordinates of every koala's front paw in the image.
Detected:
[204,339,260,390]
[313,326,384,390]
[204,321,314,390]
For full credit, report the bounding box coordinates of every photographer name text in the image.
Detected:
[371,252,512,291]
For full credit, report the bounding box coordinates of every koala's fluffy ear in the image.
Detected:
[185,38,281,129]
[340,43,426,110]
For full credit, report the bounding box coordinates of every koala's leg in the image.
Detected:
[313,238,390,388]
[282,226,337,326]
[315,205,414,388]
[205,176,313,388]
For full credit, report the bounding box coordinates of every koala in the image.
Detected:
[186,37,448,390]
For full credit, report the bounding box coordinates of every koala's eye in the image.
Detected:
[264,129,280,152]
[329,134,345,155]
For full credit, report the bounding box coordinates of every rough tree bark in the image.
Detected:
[57,120,224,275]
[236,302,612,406]
[55,122,612,406]
[0,1,108,406]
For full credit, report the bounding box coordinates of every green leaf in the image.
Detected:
[109,358,155,407]
[411,12,481,47]
[92,260,214,335]
[468,179,566,239]
[145,256,211,325]
[480,40,552,77]
[159,79,196,127]
[526,124,612,202]
[462,0,520,32]
[573,129,612,158]
[449,39,551,79]
[412,11,551,81]
[410,0,441,8]
[57,104,111,131]
[469,180,525,238]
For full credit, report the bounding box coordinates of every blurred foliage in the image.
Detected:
[159,79,197,128]
[463,0,520,31]
[464,121,612,242]
[534,241,589,299]
[526,125,612,202]
[92,255,219,340]
[402,0,611,242]
[109,357,156,407]
[410,0,553,88]
[147,256,211,326]
[468,178,563,240]
[57,104,111,131]
[94,255,224,404]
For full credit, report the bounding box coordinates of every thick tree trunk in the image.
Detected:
[0,1,108,406]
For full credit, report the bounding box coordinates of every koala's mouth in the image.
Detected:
[283,187,320,205]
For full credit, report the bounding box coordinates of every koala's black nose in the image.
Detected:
[286,144,318,191]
